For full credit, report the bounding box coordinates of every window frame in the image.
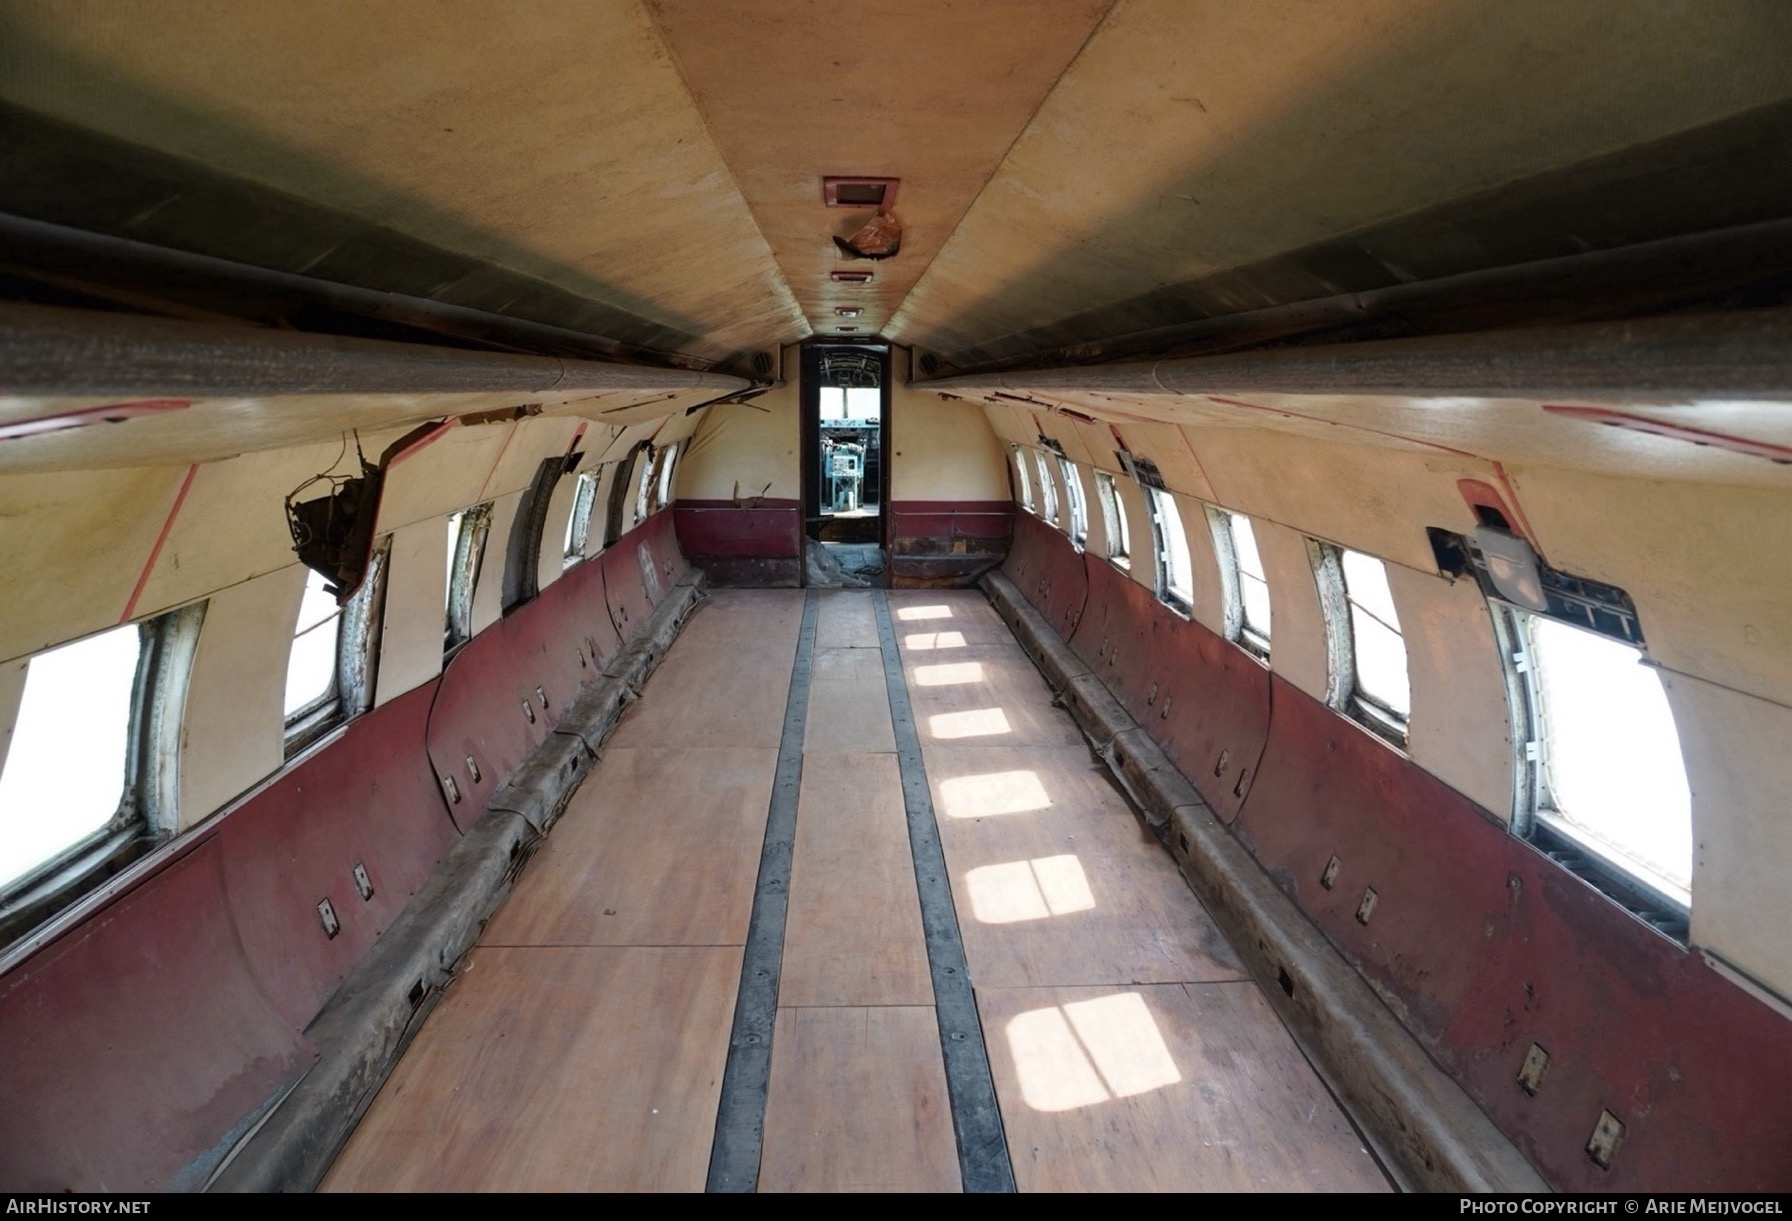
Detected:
[1310,540,1409,747]
[1144,483,1194,615]
[633,445,659,526]
[1032,449,1059,528]
[1056,453,1089,549]
[562,470,600,570]
[285,539,387,756]
[1206,506,1270,660]
[445,502,494,655]
[1493,601,1692,933]
[1010,444,1034,513]
[654,442,680,514]
[0,603,205,948]
[1094,469,1130,569]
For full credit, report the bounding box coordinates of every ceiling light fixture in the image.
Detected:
[830,270,872,284]
[835,307,862,317]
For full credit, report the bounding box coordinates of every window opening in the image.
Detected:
[563,471,600,569]
[1146,486,1193,611]
[1033,450,1059,527]
[506,454,579,613]
[1094,470,1129,567]
[1341,548,1410,732]
[445,503,493,653]
[0,604,204,945]
[286,566,344,719]
[0,626,142,889]
[1011,444,1033,512]
[1208,508,1270,657]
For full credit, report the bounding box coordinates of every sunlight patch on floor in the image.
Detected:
[1005,992,1181,1112]
[940,769,1050,818]
[966,854,1094,924]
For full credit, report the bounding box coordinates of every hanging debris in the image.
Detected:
[284,420,446,603]
[833,211,902,261]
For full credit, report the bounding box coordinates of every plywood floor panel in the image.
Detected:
[320,945,742,1193]
[759,1005,961,1193]
[482,746,776,947]
[804,646,897,754]
[925,743,1245,987]
[815,590,880,648]
[781,752,932,1008]
[979,982,1390,1193]
[905,644,1086,748]
[605,592,800,749]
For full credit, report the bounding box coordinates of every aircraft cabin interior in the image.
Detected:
[1,0,1790,1195]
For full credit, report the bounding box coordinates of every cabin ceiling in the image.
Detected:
[0,1,1790,469]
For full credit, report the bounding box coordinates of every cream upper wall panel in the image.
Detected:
[1508,467,1792,710]
[177,565,301,828]
[1186,426,1487,573]
[1110,475,1154,595]
[378,426,518,532]
[0,1,803,357]
[1253,519,1329,705]
[1668,669,1792,1001]
[376,517,447,708]
[1106,420,1216,503]
[133,440,354,620]
[978,401,1035,449]
[891,0,1792,355]
[678,376,798,501]
[1170,491,1226,637]
[0,465,190,663]
[481,417,584,504]
[1390,564,1513,820]
[890,386,1009,503]
[535,476,581,595]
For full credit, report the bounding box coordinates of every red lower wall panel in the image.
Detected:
[1008,511,1792,1191]
[1238,675,1792,1192]
[674,498,802,559]
[890,499,1013,585]
[0,839,316,1191]
[1072,559,1270,822]
[220,681,460,1030]
[1002,509,1088,641]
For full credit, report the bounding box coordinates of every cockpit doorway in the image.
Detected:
[800,342,889,587]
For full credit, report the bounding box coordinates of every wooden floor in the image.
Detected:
[322,587,1390,1193]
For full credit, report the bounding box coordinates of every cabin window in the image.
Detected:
[1146,487,1193,612]
[1094,471,1129,567]
[1032,450,1059,527]
[1311,542,1410,744]
[1058,456,1088,548]
[1010,444,1033,512]
[563,471,600,569]
[445,503,493,653]
[286,542,386,753]
[0,606,204,943]
[1208,507,1270,658]
[1507,608,1693,917]
[655,442,680,512]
